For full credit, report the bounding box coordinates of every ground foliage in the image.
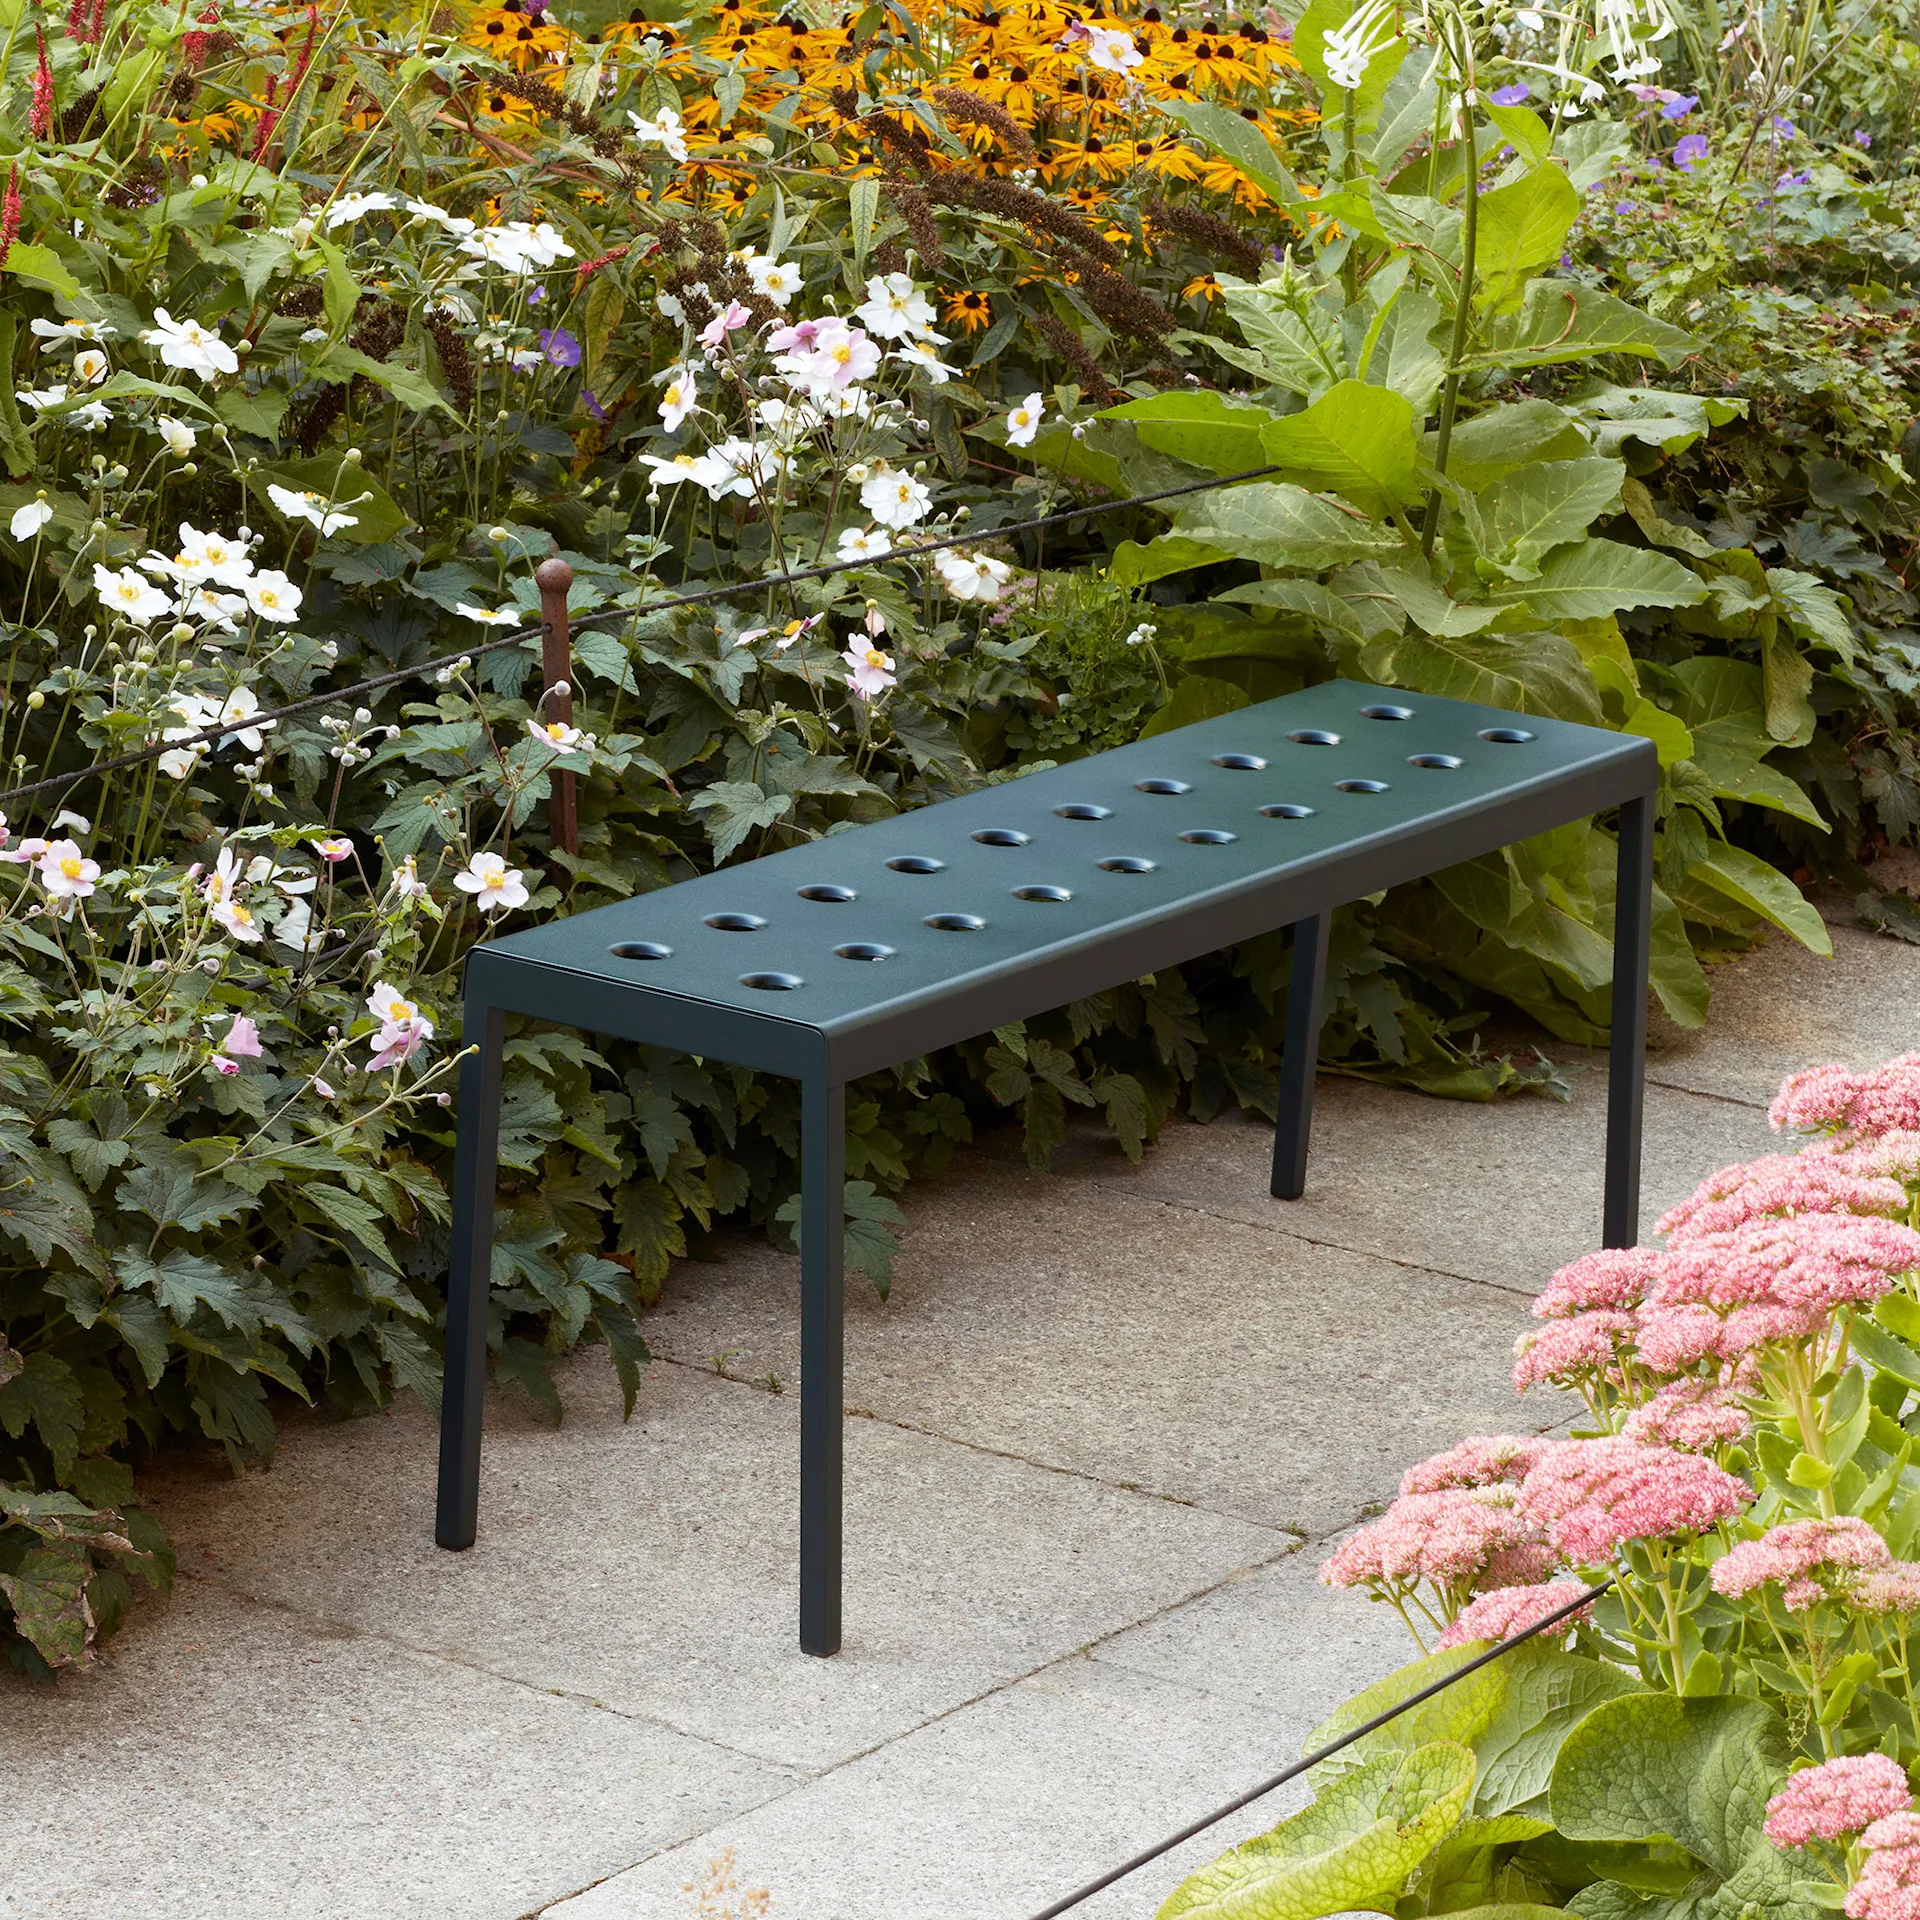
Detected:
[1,0,1918,1673]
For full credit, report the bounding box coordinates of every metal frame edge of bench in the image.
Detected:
[434,679,1659,1660]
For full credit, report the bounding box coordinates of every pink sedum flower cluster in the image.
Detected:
[1714,1517,1914,1613]
[1774,1056,1920,1145]
[1621,1378,1750,1452]
[1849,1799,1920,1920]
[1435,1579,1595,1649]
[1766,1753,1912,1848]
[1657,1154,1909,1242]
[1398,1434,1551,1497]
[1320,1484,1548,1595]
[1516,1435,1749,1565]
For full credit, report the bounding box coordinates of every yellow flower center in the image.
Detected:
[59,857,83,879]
[830,343,853,365]
[230,903,253,926]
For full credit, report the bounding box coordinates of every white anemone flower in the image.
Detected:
[891,340,953,383]
[455,851,530,913]
[324,189,399,228]
[9,499,52,540]
[837,524,892,561]
[456,603,522,627]
[859,468,932,530]
[245,570,303,623]
[657,365,699,432]
[854,272,940,342]
[1085,23,1144,72]
[627,108,690,161]
[152,415,197,455]
[742,251,802,308]
[94,563,170,624]
[267,484,359,536]
[139,309,239,379]
[71,348,108,386]
[934,549,1013,603]
[1005,392,1046,448]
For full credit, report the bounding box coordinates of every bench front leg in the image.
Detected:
[799,1075,846,1657]
[1604,793,1654,1249]
[436,1000,506,1550]
[1272,912,1330,1201]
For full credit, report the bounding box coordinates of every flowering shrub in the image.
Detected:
[1162,1044,1920,1918]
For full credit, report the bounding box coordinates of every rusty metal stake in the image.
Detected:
[534,556,578,857]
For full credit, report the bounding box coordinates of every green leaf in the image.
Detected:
[1468,458,1626,579]
[0,1350,86,1478]
[114,1246,259,1334]
[1473,164,1580,313]
[1169,481,1406,571]
[1158,1741,1477,1920]
[1470,283,1696,373]
[1767,567,1855,662]
[1433,400,1586,490]
[1306,1645,1510,1771]
[1484,540,1708,622]
[0,1537,93,1668]
[0,315,32,477]
[1688,843,1831,957]
[1570,384,1738,459]
[772,1179,907,1298]
[1162,99,1299,203]
[1468,1646,1649,1814]
[1663,656,1824,827]
[1485,102,1552,166]
[1361,627,1603,725]
[1259,379,1421,511]
[259,455,410,545]
[1105,390,1278,476]
[849,176,880,271]
[4,243,81,300]
[299,1182,397,1264]
[1215,279,1349,401]
[688,779,793,862]
[310,343,456,417]
[217,386,289,440]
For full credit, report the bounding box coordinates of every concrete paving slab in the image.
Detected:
[140,1360,1287,1773]
[974,1078,1775,1298]
[643,1165,1576,1539]
[542,1636,1367,1920]
[1648,925,1920,1110]
[0,1578,786,1920]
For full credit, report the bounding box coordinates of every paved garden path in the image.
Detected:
[6,925,1917,1920]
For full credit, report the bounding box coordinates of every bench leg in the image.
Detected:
[1272,912,1330,1201]
[1604,794,1654,1249]
[436,1001,506,1551]
[799,1076,846,1657]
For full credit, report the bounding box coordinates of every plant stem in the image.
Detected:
[1420,92,1478,559]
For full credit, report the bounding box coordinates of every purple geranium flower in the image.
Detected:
[1490,82,1530,106]
[1662,93,1698,120]
[1674,132,1709,171]
[539,327,582,368]
[1777,167,1812,189]
[1613,200,1635,216]
[1772,114,1798,136]
[1856,130,1873,149]
[581,389,607,422]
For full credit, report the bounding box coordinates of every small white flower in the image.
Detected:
[742,251,801,308]
[15,385,68,412]
[152,415,197,456]
[1005,392,1045,449]
[299,326,329,346]
[71,349,108,386]
[526,717,596,754]
[860,468,932,530]
[139,308,239,380]
[934,549,1013,604]
[1084,22,1143,71]
[854,272,940,343]
[36,838,101,900]
[837,524,892,562]
[9,500,52,540]
[211,894,264,943]
[174,523,253,586]
[324,189,399,228]
[245,570,303,623]
[454,851,530,913]
[405,198,474,233]
[456,603,522,627]
[890,340,952,383]
[627,107,690,162]
[30,316,113,352]
[841,641,897,700]
[657,365,698,433]
[267,483,359,536]
[94,563,170,625]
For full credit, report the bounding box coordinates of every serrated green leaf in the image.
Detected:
[0,1537,93,1668]
[1470,459,1626,578]
[1485,540,1707,621]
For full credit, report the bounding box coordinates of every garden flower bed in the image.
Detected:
[0,0,1916,1700]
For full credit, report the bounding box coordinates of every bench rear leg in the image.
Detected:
[436,1001,506,1550]
[1272,913,1330,1201]
[1604,794,1654,1249]
[799,1076,846,1657]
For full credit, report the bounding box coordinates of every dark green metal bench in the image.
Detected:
[435,678,1657,1656]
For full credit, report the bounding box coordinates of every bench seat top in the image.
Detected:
[465,678,1655,1081]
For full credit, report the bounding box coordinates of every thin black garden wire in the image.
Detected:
[1025,1575,1614,1920]
[0,460,1286,816]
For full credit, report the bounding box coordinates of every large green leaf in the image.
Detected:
[1361,627,1604,725]
[1259,380,1420,511]
[1470,283,1696,373]
[1216,280,1350,401]
[1105,390,1280,477]
[1469,459,1626,579]
[1170,481,1407,571]
[1688,843,1831,957]
[1432,400,1588,490]
[1305,1647,1509,1771]
[1110,532,1241,586]
[1161,99,1298,203]
[1568,385,1741,460]
[1341,562,1498,638]
[1663,657,1824,827]
[1468,1647,1649,1815]
[1485,540,1708,622]
[1474,165,1581,313]
[1364,286,1446,413]
[0,1538,93,1668]
[1550,1695,1808,1920]
[258,455,411,545]
[1158,1741,1477,1920]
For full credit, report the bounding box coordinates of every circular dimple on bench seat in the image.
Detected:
[1135,778,1192,794]
[610,940,672,960]
[1408,753,1463,770]
[1180,828,1238,844]
[1361,704,1415,720]
[1054,803,1113,820]
[1479,726,1535,744]
[1098,855,1156,873]
[836,942,895,961]
[1213,752,1267,770]
[1288,728,1340,746]
[1258,803,1315,820]
[887,854,946,873]
[1334,779,1390,794]
[705,912,766,931]
[1013,884,1072,902]
[972,828,1030,846]
[740,971,803,990]
[798,883,857,902]
[925,912,986,931]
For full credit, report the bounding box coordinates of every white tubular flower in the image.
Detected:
[1323,0,1402,90]
[139,309,239,379]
